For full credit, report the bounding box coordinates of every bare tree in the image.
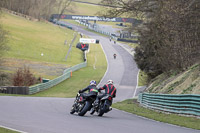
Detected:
[57,0,72,21]
[100,0,200,78]
[0,0,72,20]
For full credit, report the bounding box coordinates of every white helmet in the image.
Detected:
[107,80,113,85]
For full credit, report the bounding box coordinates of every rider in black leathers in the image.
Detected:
[79,80,98,98]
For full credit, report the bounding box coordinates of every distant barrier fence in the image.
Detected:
[0,86,29,95]
[138,93,200,116]
[77,20,137,42]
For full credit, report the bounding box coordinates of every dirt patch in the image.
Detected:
[0,58,69,79]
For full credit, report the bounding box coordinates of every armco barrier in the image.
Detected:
[29,52,87,94]
[138,93,200,116]
[0,86,29,95]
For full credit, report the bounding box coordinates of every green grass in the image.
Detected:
[66,2,104,16]
[85,28,109,38]
[74,0,102,4]
[89,21,126,28]
[30,44,107,97]
[118,41,139,49]
[1,12,82,66]
[138,70,148,86]
[63,20,81,25]
[0,127,19,133]
[113,99,200,130]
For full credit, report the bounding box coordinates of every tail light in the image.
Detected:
[79,96,83,102]
[108,96,112,101]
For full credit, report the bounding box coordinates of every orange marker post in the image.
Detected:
[70,71,72,77]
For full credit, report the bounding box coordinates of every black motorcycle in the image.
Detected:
[70,92,97,116]
[91,94,113,116]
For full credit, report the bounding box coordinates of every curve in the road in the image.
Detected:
[0,22,199,133]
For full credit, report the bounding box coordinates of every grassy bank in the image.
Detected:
[113,99,200,130]
[31,43,107,97]
[0,43,107,98]
[138,70,148,86]
[146,64,200,94]
[66,2,103,16]
[1,12,82,65]
[0,12,83,82]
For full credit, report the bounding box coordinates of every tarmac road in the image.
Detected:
[0,22,199,133]
[0,96,199,133]
[67,21,139,102]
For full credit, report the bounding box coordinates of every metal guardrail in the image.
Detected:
[138,93,200,116]
[29,52,87,94]
[0,86,29,95]
[79,21,138,43]
[77,21,118,40]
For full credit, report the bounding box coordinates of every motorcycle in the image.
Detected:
[91,94,113,116]
[70,92,97,116]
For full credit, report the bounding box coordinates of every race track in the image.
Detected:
[0,22,199,133]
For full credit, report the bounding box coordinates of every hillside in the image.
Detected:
[0,12,83,84]
[146,64,200,94]
[73,0,102,4]
[65,2,104,16]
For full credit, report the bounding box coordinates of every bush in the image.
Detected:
[13,66,36,86]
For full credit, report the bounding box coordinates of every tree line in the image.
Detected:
[101,0,200,79]
[0,0,72,20]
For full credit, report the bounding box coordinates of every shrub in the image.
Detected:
[13,66,36,86]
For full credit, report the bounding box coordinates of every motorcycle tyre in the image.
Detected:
[70,104,76,114]
[97,103,104,117]
[78,101,91,116]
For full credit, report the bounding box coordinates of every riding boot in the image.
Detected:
[90,108,95,115]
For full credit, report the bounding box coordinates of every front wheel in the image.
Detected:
[70,104,76,114]
[78,101,91,116]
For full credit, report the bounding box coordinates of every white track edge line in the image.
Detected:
[133,70,140,98]
[0,125,27,133]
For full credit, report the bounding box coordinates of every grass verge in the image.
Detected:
[0,127,19,133]
[138,70,148,86]
[30,43,107,97]
[113,99,200,130]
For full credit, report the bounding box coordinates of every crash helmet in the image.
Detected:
[90,80,96,86]
[107,80,113,85]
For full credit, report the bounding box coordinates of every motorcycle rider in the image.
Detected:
[78,80,98,100]
[90,80,116,114]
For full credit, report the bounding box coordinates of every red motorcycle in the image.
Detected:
[91,94,113,116]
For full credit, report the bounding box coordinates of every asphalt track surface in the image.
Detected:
[0,22,199,133]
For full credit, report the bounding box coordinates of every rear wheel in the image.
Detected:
[97,103,104,116]
[78,101,91,116]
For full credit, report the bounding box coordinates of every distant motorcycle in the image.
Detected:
[91,94,113,116]
[70,92,97,116]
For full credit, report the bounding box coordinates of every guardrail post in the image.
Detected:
[70,71,72,77]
